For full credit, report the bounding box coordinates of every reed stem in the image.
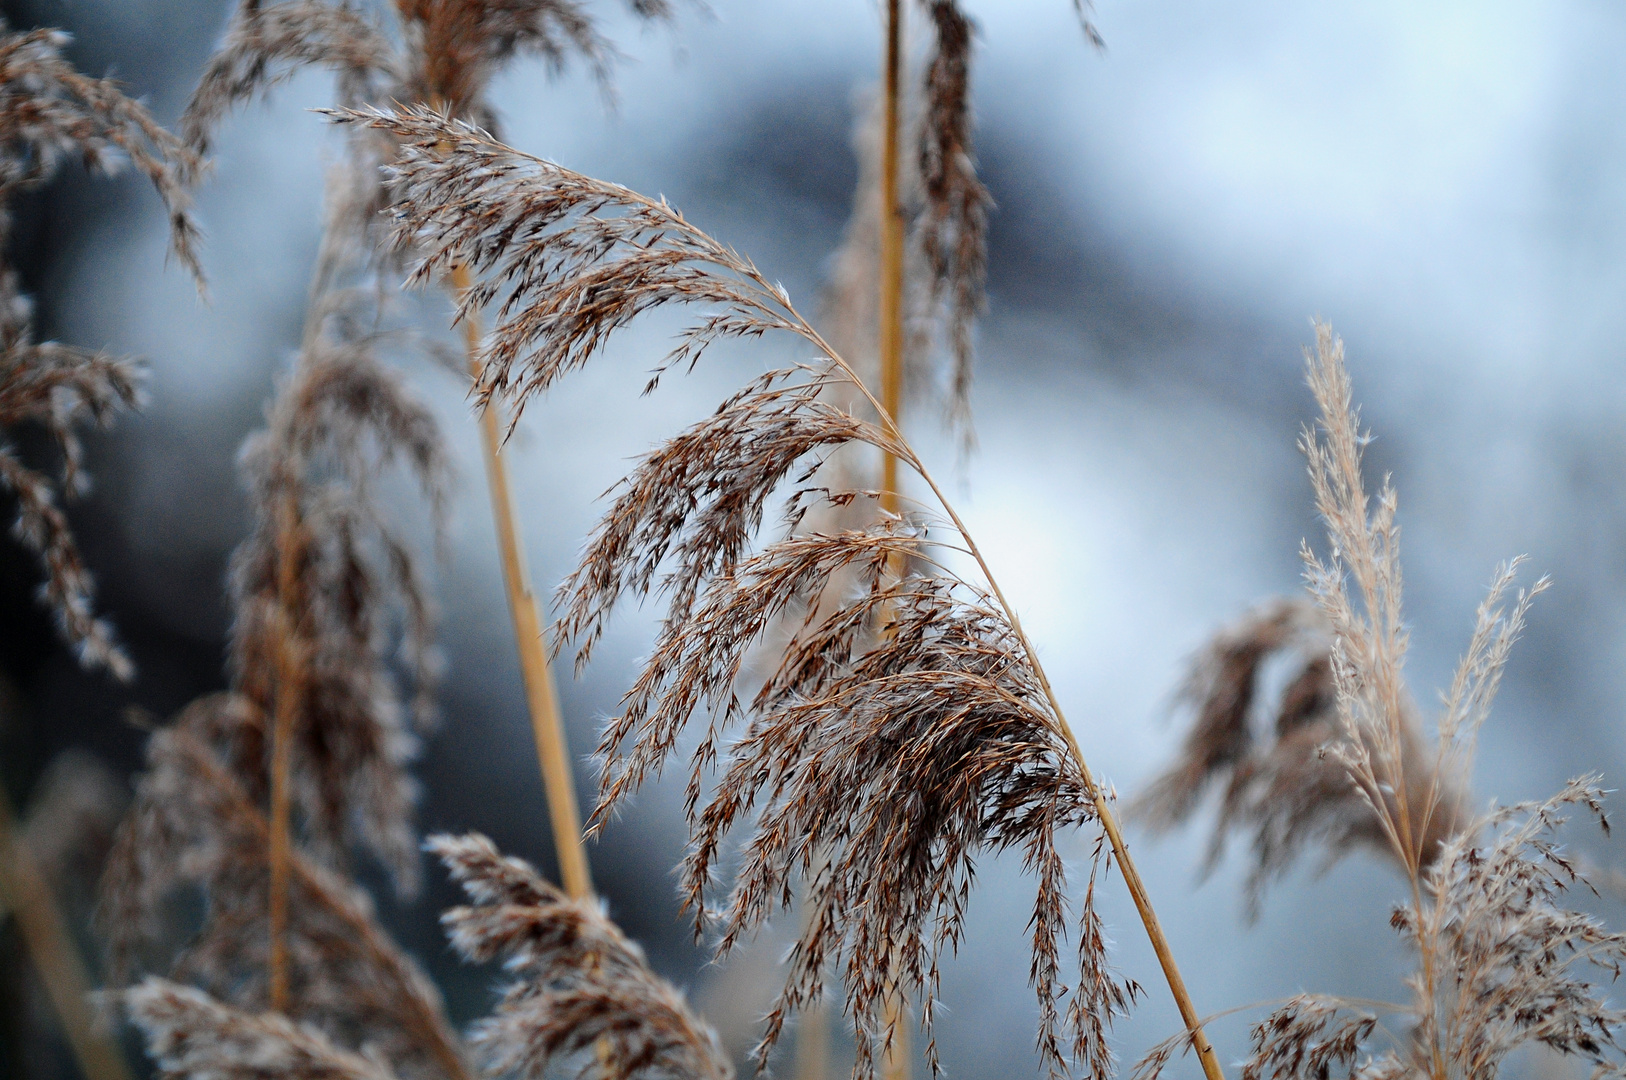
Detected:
[451,263,593,902]
[878,0,905,523]
[878,6,910,1079]
[0,776,134,1080]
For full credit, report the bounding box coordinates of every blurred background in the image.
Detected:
[3,0,1626,1077]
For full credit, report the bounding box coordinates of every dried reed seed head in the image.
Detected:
[124,977,402,1080]
[429,833,733,1080]
[227,326,449,895]
[917,0,990,449]
[1138,326,1573,1080]
[1133,781,1626,1080]
[1132,596,1437,909]
[101,700,471,1080]
[0,20,205,282]
[182,0,403,157]
[1137,326,1556,912]
[1411,777,1626,1078]
[396,0,619,124]
[337,105,1137,1080]
[329,105,810,428]
[0,19,205,677]
[1297,323,1535,881]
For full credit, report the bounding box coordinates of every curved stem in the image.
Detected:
[427,121,1225,1080]
[785,316,1228,1080]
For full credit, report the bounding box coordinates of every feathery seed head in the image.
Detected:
[338,105,1139,1080]
[431,832,733,1080]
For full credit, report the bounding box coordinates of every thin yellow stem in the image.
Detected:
[878,8,912,1080]
[0,779,134,1080]
[878,0,905,522]
[452,263,593,902]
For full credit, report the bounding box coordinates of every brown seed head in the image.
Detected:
[431,832,733,1080]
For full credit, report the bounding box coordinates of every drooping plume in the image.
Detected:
[99,697,472,1080]
[0,19,204,677]
[333,105,1148,1080]
[1133,596,1464,911]
[916,0,990,444]
[431,832,732,1080]
[225,303,449,893]
[124,977,403,1080]
[1135,326,1594,1080]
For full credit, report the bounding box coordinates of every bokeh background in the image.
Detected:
[4,0,1626,1077]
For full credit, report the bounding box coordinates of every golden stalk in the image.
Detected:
[451,262,593,902]
[864,2,1218,1067]
[878,0,906,523]
[878,5,910,1079]
[0,777,134,1080]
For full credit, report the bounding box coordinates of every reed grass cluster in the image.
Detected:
[4,8,1625,1080]
[0,18,203,679]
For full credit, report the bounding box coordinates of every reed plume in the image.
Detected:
[1135,778,1626,1080]
[915,0,988,443]
[1132,325,1620,1080]
[226,297,449,896]
[1133,596,1465,913]
[1139,326,1516,902]
[100,695,472,1080]
[184,0,676,908]
[431,832,732,1080]
[333,104,1225,1080]
[0,18,204,678]
[124,977,401,1080]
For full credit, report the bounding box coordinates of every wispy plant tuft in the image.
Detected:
[431,832,732,1080]
[0,18,205,678]
[1133,595,1462,912]
[1136,324,1609,1080]
[100,697,472,1080]
[917,0,989,443]
[330,104,1226,1080]
[226,296,449,894]
[124,977,401,1080]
